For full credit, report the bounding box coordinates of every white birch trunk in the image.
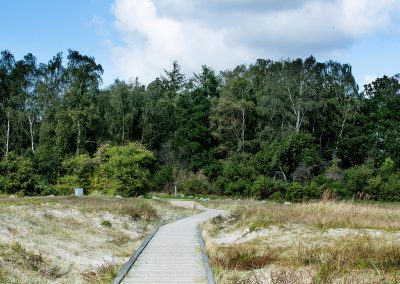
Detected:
[28,116,35,153]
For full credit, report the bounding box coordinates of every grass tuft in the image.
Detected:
[81,260,121,284]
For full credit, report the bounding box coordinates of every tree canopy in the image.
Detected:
[0,49,399,200]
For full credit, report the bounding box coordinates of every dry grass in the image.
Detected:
[0,196,195,283]
[203,200,400,284]
[210,243,280,270]
[229,201,400,231]
[0,242,66,283]
[80,260,120,284]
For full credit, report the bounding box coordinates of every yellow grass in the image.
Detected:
[203,200,400,284]
[0,196,194,283]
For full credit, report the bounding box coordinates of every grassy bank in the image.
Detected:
[0,196,195,283]
[203,200,400,283]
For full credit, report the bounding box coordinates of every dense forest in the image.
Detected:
[0,49,399,201]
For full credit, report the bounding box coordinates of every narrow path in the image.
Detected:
[121,202,223,284]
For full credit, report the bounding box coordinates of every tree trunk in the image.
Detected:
[295,109,301,133]
[28,116,35,153]
[279,165,288,182]
[333,105,350,157]
[5,119,10,158]
[76,120,81,155]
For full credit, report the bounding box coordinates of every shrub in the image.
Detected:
[55,143,155,197]
[344,164,374,195]
[180,171,211,195]
[285,182,304,202]
[55,154,95,193]
[250,176,271,199]
[215,154,256,196]
[153,165,174,191]
[379,173,400,201]
[0,153,44,195]
[96,142,155,197]
[251,176,288,200]
[302,182,323,200]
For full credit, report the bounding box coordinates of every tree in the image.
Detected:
[211,65,255,154]
[61,50,103,155]
[103,79,145,144]
[173,66,219,171]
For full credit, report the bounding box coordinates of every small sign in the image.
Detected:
[75,188,84,196]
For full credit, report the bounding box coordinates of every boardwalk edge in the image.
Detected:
[197,225,217,284]
[112,226,160,284]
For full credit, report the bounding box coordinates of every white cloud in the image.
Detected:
[362,75,378,87]
[107,0,400,83]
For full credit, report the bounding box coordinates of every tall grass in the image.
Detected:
[230,201,400,231]
[204,200,400,283]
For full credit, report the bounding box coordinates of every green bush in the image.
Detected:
[215,154,256,196]
[180,172,211,195]
[250,176,271,199]
[0,154,44,195]
[285,182,304,202]
[250,176,287,200]
[344,164,374,195]
[54,175,80,195]
[302,182,323,200]
[56,154,95,193]
[153,165,174,191]
[365,175,383,198]
[96,142,155,197]
[379,174,400,201]
[54,142,155,197]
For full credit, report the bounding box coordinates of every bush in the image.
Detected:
[302,182,323,200]
[285,182,304,202]
[215,154,256,196]
[0,154,45,195]
[54,143,155,197]
[54,175,80,195]
[180,171,211,195]
[95,142,154,197]
[344,164,374,195]
[153,165,174,191]
[55,154,95,194]
[379,173,400,201]
[250,176,271,199]
[250,176,287,200]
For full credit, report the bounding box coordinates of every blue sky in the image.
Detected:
[1,0,399,88]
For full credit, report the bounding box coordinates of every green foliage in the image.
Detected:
[180,172,211,195]
[379,174,400,201]
[256,134,320,174]
[55,154,95,195]
[0,153,45,195]
[344,164,374,195]
[1,50,400,202]
[97,142,154,196]
[215,154,256,196]
[54,143,154,197]
[153,165,174,191]
[285,182,304,202]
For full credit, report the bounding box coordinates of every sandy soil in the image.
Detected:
[0,197,193,283]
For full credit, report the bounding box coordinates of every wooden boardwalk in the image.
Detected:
[121,205,222,284]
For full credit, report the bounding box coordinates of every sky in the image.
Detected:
[1,0,399,88]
